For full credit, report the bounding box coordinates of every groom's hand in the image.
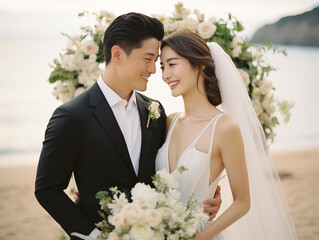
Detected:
[203,185,222,221]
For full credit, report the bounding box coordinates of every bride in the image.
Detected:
[155,30,297,239]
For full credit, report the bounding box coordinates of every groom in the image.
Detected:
[35,12,221,239]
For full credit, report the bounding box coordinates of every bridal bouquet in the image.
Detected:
[72,167,208,240]
[48,2,293,142]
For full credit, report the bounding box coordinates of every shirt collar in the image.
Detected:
[97,75,137,109]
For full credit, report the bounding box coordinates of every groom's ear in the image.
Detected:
[111,45,122,64]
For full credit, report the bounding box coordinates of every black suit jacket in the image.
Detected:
[35,83,166,239]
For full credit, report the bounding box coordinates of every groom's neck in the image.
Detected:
[102,68,133,102]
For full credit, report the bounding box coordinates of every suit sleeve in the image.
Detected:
[35,106,96,238]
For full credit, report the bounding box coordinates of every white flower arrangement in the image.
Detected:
[146,101,161,128]
[48,2,293,141]
[71,167,208,240]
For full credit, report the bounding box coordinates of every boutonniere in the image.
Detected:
[146,101,161,128]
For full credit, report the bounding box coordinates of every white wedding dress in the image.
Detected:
[155,112,226,240]
[156,42,297,240]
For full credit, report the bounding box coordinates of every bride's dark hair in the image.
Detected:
[161,30,221,106]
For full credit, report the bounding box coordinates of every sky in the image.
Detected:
[1,0,318,39]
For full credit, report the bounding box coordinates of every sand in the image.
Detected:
[0,149,318,240]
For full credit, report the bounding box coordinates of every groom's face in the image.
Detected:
[119,38,159,92]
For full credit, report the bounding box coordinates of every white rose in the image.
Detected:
[107,232,120,240]
[121,203,143,224]
[61,55,76,71]
[110,213,124,228]
[129,222,154,240]
[78,71,89,86]
[197,21,216,39]
[208,16,217,24]
[168,188,181,201]
[167,233,180,240]
[89,54,97,62]
[252,100,263,116]
[238,69,250,89]
[73,52,84,66]
[260,78,272,95]
[231,36,243,48]
[80,59,91,71]
[60,92,73,103]
[158,207,172,220]
[143,209,162,227]
[171,21,185,31]
[157,193,166,205]
[156,169,178,188]
[252,87,261,101]
[121,234,130,240]
[80,40,99,55]
[154,111,160,119]
[152,230,165,240]
[198,13,205,21]
[52,80,63,97]
[149,101,160,119]
[150,101,160,111]
[88,61,99,72]
[74,87,86,97]
[131,183,158,209]
[64,80,75,93]
[232,46,242,58]
[183,17,199,32]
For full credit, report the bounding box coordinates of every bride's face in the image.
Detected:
[160,46,199,97]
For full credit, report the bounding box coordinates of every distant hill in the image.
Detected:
[250,6,319,46]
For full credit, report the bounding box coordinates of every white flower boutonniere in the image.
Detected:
[146,101,161,128]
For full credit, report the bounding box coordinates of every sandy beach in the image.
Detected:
[0,148,318,240]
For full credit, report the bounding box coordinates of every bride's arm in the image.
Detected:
[196,116,250,240]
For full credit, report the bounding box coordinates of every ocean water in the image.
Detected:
[0,37,318,166]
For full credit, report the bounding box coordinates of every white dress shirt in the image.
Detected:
[89,76,142,238]
[97,75,142,175]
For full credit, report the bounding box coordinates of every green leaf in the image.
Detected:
[96,191,109,200]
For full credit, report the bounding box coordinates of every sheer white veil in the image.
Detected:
[207,42,297,239]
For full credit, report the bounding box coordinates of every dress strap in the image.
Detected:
[191,113,225,148]
[166,112,181,141]
[207,113,225,157]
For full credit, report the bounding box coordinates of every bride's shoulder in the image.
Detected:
[216,114,242,139]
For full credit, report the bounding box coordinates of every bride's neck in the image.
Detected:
[182,90,214,118]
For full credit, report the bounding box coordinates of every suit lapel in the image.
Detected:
[88,83,137,179]
[136,93,153,178]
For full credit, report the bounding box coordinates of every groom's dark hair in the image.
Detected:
[103,12,164,65]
